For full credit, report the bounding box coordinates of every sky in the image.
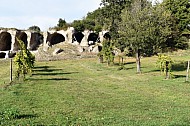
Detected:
[0,0,162,31]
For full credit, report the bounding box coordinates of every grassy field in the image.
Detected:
[1,53,190,125]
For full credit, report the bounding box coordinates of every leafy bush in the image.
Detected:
[101,40,114,65]
[157,54,173,79]
[14,38,35,80]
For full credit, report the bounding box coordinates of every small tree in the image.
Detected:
[157,54,173,79]
[120,0,153,73]
[14,38,35,80]
[101,39,115,66]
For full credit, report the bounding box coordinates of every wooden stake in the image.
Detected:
[10,58,12,82]
[186,60,190,82]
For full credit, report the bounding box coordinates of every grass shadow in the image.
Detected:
[29,78,70,81]
[114,61,136,66]
[33,68,63,72]
[29,65,77,81]
[145,69,160,73]
[33,66,52,69]
[117,66,136,71]
[172,61,187,72]
[32,72,78,76]
[124,61,136,65]
[17,114,37,119]
[173,74,186,79]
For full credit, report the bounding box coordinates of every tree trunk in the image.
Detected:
[121,57,124,65]
[136,49,141,73]
[99,55,103,63]
[10,58,12,83]
[107,58,110,66]
[165,61,169,79]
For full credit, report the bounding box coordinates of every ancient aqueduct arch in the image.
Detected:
[0,27,110,58]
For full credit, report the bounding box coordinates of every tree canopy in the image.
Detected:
[162,0,190,33]
[28,25,41,33]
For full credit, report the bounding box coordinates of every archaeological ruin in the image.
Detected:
[0,27,110,59]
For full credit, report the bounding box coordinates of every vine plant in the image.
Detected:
[101,39,115,66]
[157,54,173,79]
[14,38,35,80]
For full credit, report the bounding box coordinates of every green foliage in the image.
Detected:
[101,0,130,41]
[71,19,101,32]
[71,20,85,32]
[118,0,189,72]
[101,39,115,65]
[119,0,153,73]
[56,18,69,30]
[14,38,35,80]
[83,19,95,31]
[86,8,105,29]
[150,5,174,53]
[57,18,67,27]
[162,0,190,33]
[120,0,153,53]
[28,25,41,33]
[0,108,20,123]
[157,54,173,78]
[94,25,102,33]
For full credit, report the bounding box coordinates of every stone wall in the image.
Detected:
[0,27,110,59]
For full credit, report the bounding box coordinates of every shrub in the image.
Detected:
[14,38,35,80]
[157,54,173,79]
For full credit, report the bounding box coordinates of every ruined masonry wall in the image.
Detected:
[0,27,109,58]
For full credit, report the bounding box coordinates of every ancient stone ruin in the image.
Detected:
[0,27,110,59]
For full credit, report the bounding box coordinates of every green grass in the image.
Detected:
[1,54,190,125]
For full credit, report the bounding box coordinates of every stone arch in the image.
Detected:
[103,32,111,40]
[0,32,12,51]
[87,33,99,45]
[47,33,65,45]
[14,31,28,51]
[73,32,84,43]
[98,46,102,52]
[30,33,43,50]
[0,52,6,58]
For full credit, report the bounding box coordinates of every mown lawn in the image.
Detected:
[1,55,190,125]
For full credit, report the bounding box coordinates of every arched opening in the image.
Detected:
[14,31,28,51]
[47,33,65,45]
[30,33,43,50]
[0,52,6,58]
[72,32,84,43]
[0,32,12,51]
[98,46,102,52]
[87,33,99,45]
[103,32,111,40]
